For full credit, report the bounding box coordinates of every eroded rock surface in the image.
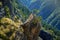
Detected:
[15,14,42,40]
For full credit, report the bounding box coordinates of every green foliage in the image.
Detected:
[4,6,11,18]
[0,2,2,7]
[0,17,23,40]
[13,0,31,22]
[33,9,40,14]
[42,20,60,40]
[56,36,60,40]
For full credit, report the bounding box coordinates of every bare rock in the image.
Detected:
[21,14,42,40]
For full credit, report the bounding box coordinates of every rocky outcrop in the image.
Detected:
[0,14,54,40]
[15,14,42,40]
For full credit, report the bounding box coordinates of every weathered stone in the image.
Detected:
[21,14,41,40]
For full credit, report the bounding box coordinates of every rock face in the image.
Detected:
[20,14,41,40]
[0,13,53,40]
[15,30,24,40]
[15,14,53,40]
